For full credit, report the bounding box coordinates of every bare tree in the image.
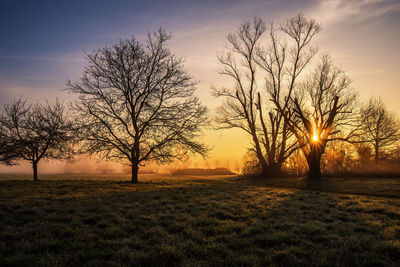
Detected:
[0,128,22,165]
[213,18,269,172]
[0,98,75,181]
[257,13,321,173]
[359,97,400,161]
[285,55,359,178]
[68,29,208,183]
[213,14,320,176]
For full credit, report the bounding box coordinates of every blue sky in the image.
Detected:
[0,0,314,101]
[1,0,399,104]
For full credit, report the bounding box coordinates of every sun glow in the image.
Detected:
[313,132,319,142]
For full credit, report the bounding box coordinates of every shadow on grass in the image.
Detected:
[236,176,400,199]
[246,187,400,266]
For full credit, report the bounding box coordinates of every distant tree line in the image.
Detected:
[1,14,399,181]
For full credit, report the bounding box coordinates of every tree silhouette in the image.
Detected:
[359,97,400,161]
[0,98,75,181]
[257,13,321,174]
[68,29,208,183]
[284,55,359,178]
[213,14,320,176]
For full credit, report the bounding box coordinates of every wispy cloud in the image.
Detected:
[309,0,400,26]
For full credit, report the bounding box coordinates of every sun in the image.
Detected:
[313,132,319,142]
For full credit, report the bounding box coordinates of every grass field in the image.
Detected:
[1,175,400,266]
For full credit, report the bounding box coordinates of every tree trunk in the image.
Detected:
[131,164,139,183]
[263,163,283,177]
[307,145,322,179]
[253,141,269,173]
[33,161,38,181]
[249,124,269,173]
[374,143,379,162]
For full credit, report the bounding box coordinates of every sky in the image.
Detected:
[0,0,399,173]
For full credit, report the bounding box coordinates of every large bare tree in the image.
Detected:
[257,13,321,173]
[68,29,208,183]
[285,55,358,178]
[0,98,75,181]
[213,18,269,172]
[213,14,320,175]
[360,97,400,161]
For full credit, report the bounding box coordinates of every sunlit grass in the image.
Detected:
[0,176,399,266]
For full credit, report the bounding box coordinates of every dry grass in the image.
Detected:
[0,175,400,266]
